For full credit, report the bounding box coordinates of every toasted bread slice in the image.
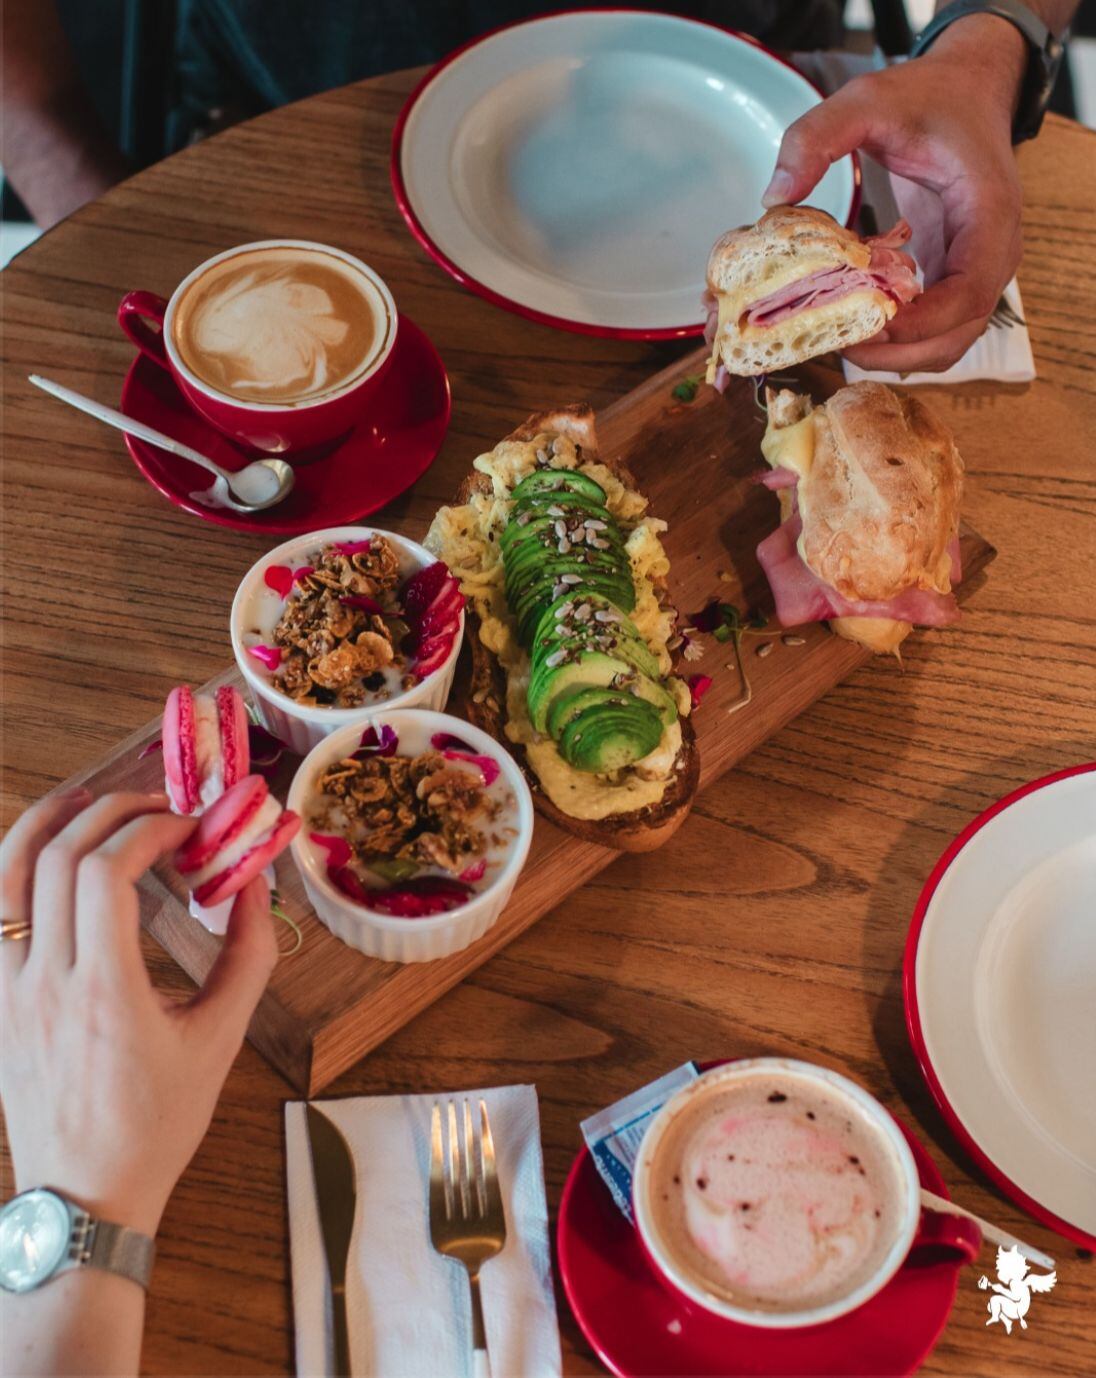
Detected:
[443,407,699,852]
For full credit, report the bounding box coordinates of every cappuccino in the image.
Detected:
[643,1072,907,1315]
[171,246,387,406]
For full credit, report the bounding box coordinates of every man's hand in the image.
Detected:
[762,15,1029,373]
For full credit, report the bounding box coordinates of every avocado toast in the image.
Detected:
[426,407,698,851]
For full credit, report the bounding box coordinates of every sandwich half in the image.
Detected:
[425,407,698,851]
[704,206,920,381]
[756,382,964,655]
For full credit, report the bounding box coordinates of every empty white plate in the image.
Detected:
[906,764,1096,1247]
[392,11,858,337]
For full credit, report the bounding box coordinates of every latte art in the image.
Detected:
[645,1074,906,1314]
[171,247,385,405]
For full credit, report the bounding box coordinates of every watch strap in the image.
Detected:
[76,1217,156,1290]
[910,1,1065,143]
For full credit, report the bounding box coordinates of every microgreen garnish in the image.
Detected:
[671,375,702,404]
[270,890,303,956]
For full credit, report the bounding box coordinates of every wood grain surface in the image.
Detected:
[1,62,1093,1378]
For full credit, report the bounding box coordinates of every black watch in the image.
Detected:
[910,0,1065,143]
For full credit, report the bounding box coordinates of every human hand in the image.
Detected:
[762,15,1028,372]
[0,790,278,1237]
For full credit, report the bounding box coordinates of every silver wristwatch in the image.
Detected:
[0,1189,155,1294]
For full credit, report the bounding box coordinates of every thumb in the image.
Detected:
[762,92,869,208]
[184,874,277,1052]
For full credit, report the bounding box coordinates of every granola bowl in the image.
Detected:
[230,526,465,756]
[287,711,534,962]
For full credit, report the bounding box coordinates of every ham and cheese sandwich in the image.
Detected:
[756,383,964,656]
[704,206,920,382]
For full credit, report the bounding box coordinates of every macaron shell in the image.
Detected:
[217,684,250,788]
[175,775,268,875]
[162,685,199,815]
[192,810,300,906]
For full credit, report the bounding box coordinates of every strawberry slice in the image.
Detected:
[414,634,456,679]
[403,561,451,617]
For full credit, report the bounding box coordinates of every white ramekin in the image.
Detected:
[287,711,534,963]
[230,525,463,756]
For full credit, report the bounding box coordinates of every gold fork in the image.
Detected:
[429,1099,507,1378]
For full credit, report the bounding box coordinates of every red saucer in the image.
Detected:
[559,1117,967,1377]
[119,315,450,534]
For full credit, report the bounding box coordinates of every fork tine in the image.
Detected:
[430,1102,451,1224]
[447,1100,466,1219]
[468,1099,486,1217]
[457,1098,472,1220]
[480,1099,504,1227]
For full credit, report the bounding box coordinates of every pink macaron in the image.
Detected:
[174,775,299,907]
[163,684,250,815]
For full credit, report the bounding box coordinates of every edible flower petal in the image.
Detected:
[688,673,713,708]
[442,750,500,786]
[247,643,282,672]
[333,538,372,557]
[459,859,486,884]
[689,600,724,633]
[310,832,352,868]
[339,594,384,614]
[354,723,398,757]
[329,864,369,903]
[264,565,294,598]
[293,565,315,584]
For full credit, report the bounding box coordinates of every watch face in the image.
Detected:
[0,1190,71,1292]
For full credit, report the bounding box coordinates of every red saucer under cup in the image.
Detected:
[559,1115,971,1377]
[119,315,450,534]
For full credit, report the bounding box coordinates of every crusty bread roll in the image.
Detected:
[763,382,964,655]
[706,206,899,377]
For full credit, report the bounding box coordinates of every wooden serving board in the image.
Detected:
[60,349,995,1094]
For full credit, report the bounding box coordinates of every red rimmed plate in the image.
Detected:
[905,763,1096,1249]
[392,8,859,339]
[120,315,450,534]
[558,1115,969,1377]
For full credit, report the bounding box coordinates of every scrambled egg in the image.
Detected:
[425,432,688,821]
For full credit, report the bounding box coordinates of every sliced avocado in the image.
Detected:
[526,652,636,733]
[558,699,664,773]
[505,548,627,599]
[501,511,625,558]
[511,490,615,524]
[546,685,636,738]
[511,469,606,504]
[538,625,662,684]
[515,574,635,646]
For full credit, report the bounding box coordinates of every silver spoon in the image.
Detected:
[28,373,295,512]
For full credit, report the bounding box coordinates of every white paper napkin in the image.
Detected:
[793,49,1036,386]
[285,1086,562,1378]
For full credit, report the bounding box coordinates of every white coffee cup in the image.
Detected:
[633,1058,978,1329]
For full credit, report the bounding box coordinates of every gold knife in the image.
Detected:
[306,1103,357,1377]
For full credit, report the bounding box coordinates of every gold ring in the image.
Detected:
[0,919,32,942]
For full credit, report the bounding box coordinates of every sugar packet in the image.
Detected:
[580,1062,700,1222]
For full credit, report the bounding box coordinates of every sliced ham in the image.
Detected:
[757,466,799,490]
[745,219,919,328]
[756,510,960,628]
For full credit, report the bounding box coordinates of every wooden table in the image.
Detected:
[1,64,1093,1375]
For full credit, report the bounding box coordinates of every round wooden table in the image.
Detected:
[2,65,1093,1376]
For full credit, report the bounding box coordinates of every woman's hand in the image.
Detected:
[0,789,278,1237]
[762,14,1028,373]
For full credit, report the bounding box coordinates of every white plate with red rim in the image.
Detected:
[391,9,859,338]
[904,763,1096,1248]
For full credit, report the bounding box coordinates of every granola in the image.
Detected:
[310,749,500,883]
[270,538,408,708]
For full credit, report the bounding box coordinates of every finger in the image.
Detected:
[183,875,277,1055]
[763,89,870,207]
[29,792,173,971]
[843,315,989,374]
[75,809,196,977]
[0,788,91,976]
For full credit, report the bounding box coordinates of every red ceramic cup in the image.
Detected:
[633,1059,982,1330]
[118,239,398,459]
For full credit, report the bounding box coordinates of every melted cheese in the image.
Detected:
[761,414,815,481]
[425,433,688,820]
